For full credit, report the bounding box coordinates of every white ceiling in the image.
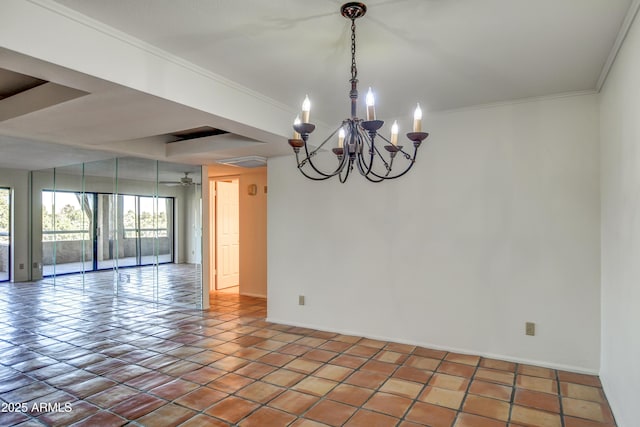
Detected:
[0,0,636,171]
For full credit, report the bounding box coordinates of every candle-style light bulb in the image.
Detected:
[301,95,311,123]
[391,120,399,146]
[366,87,375,121]
[338,128,345,148]
[293,115,301,140]
[413,103,422,132]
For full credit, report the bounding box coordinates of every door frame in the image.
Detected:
[209,176,241,291]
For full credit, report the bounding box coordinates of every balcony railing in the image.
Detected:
[42,228,168,241]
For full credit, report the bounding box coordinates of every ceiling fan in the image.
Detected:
[160,172,198,186]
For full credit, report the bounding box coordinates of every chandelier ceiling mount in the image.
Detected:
[340,2,367,20]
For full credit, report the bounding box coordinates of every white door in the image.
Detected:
[216,180,240,289]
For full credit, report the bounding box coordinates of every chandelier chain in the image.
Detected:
[350,18,357,82]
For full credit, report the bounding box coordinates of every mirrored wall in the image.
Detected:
[0,188,10,282]
[32,157,203,308]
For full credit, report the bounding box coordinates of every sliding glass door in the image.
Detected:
[139,196,173,265]
[44,191,174,272]
[111,194,173,268]
[42,190,93,276]
[119,194,138,268]
[0,188,10,282]
[43,191,173,275]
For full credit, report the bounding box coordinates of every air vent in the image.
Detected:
[168,126,228,141]
[216,156,267,168]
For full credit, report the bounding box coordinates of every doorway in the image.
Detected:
[0,188,10,282]
[211,178,240,292]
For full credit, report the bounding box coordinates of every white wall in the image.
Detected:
[239,170,268,298]
[268,93,601,372]
[600,10,640,427]
[0,167,30,282]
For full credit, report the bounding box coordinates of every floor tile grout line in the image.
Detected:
[452,356,482,425]
[556,368,566,427]
[400,350,447,425]
[507,361,519,424]
[1,286,616,427]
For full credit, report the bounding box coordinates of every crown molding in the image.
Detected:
[596,0,640,91]
[433,89,598,116]
[26,0,295,116]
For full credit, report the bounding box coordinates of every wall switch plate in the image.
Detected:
[19,263,24,270]
[526,322,535,336]
[298,295,305,306]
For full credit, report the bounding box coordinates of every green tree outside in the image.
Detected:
[0,190,9,244]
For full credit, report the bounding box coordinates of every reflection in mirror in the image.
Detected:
[31,157,203,309]
[0,187,10,282]
[158,161,203,308]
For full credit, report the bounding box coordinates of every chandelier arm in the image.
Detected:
[353,126,405,181]
[366,161,414,180]
[299,124,349,177]
[383,158,417,180]
[298,168,336,181]
[306,125,342,157]
[376,133,416,162]
[397,147,415,160]
[357,158,384,182]
[339,158,353,183]
[363,173,385,183]
[356,145,381,179]
[366,146,419,180]
[367,138,393,171]
[378,133,418,160]
[301,155,347,179]
[298,156,335,178]
[356,125,380,175]
[354,148,386,183]
[294,151,335,180]
[301,133,343,178]
[354,127,373,173]
[355,152,369,175]
[300,136,351,179]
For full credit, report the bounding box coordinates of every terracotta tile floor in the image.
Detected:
[39,264,203,308]
[0,283,617,426]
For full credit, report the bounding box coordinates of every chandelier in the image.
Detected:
[288,2,429,183]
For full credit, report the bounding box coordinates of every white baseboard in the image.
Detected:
[241,292,267,298]
[266,317,599,376]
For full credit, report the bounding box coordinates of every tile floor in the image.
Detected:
[39,264,202,308]
[0,282,616,426]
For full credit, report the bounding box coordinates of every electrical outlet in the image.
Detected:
[526,322,535,336]
[298,295,305,306]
